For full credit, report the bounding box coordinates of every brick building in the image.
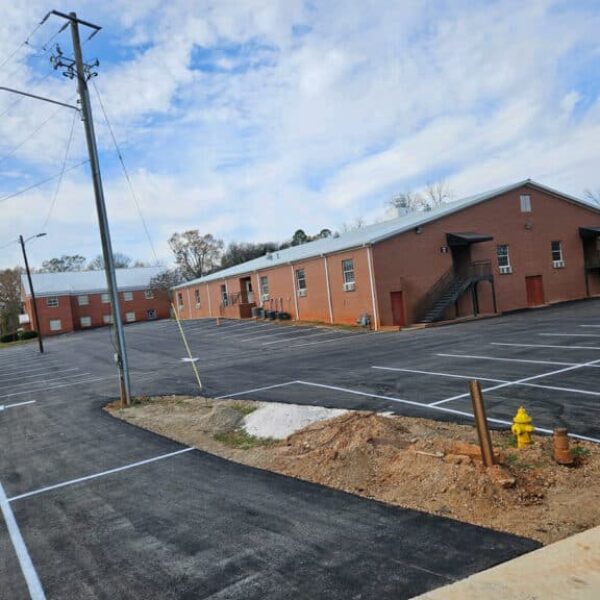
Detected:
[21,267,170,337]
[172,180,600,330]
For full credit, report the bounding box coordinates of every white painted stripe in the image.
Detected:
[539,333,600,337]
[0,376,111,399]
[9,448,194,503]
[0,366,74,377]
[0,368,80,384]
[293,380,600,444]
[8,372,93,389]
[285,331,375,349]
[580,325,600,328]
[0,481,46,599]
[492,342,600,351]
[430,355,600,406]
[374,366,600,398]
[238,328,318,342]
[1,400,37,410]
[436,353,600,368]
[214,381,298,400]
[261,331,336,346]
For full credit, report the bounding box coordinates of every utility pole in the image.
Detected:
[19,234,44,354]
[47,10,132,405]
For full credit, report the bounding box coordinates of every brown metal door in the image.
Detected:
[526,275,545,306]
[390,291,406,326]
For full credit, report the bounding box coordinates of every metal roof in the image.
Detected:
[171,179,600,289]
[22,266,164,297]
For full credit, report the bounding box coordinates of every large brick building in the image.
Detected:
[172,180,600,329]
[21,267,170,336]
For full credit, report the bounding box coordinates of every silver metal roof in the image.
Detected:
[174,179,599,289]
[22,266,164,297]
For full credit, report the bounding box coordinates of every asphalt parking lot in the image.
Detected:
[5,298,599,599]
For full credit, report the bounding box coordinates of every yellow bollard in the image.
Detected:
[511,406,534,448]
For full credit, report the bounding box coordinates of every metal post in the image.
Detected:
[468,380,495,467]
[68,12,131,405]
[19,235,44,353]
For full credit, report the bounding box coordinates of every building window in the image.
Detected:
[194,289,201,307]
[123,291,133,301]
[551,241,564,267]
[260,276,269,300]
[78,295,89,306]
[496,245,512,273]
[520,194,532,212]
[126,312,136,322]
[342,258,356,291]
[144,289,154,299]
[177,292,184,309]
[80,316,92,328]
[49,319,61,331]
[101,293,110,303]
[147,308,156,320]
[295,268,307,296]
[221,284,228,306]
[103,314,114,324]
[46,296,59,307]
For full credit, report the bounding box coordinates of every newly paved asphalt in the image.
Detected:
[7,298,599,598]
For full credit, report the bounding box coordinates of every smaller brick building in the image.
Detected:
[21,267,170,337]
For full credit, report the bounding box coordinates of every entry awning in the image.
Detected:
[446,232,493,247]
[579,227,600,240]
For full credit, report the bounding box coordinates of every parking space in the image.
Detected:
[4,301,600,598]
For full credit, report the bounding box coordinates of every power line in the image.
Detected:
[0,159,88,204]
[0,70,54,120]
[40,108,79,232]
[0,18,45,74]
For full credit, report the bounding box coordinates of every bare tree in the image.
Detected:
[168,230,224,280]
[389,191,425,213]
[388,179,453,215]
[149,269,185,301]
[423,179,453,210]
[340,217,366,233]
[87,253,132,270]
[584,188,600,206]
[0,268,22,334]
[40,255,86,272]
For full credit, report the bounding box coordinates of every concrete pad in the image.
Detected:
[411,525,600,600]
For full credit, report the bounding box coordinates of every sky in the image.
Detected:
[0,0,599,269]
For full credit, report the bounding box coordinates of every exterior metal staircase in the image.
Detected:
[418,261,493,324]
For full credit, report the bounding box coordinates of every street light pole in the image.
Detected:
[19,234,44,353]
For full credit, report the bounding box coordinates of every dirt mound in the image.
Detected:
[198,405,244,433]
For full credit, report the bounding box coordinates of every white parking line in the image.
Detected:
[0,481,46,599]
[285,330,374,349]
[8,372,93,389]
[539,333,600,337]
[237,328,317,342]
[214,381,298,400]
[492,342,600,351]
[261,331,337,346]
[292,380,600,444]
[8,448,195,503]
[430,355,600,406]
[373,366,600,398]
[436,353,600,368]
[0,366,59,377]
[0,368,80,384]
[0,376,112,399]
[580,325,600,328]
[0,400,37,411]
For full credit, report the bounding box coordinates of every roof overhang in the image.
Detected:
[579,227,600,240]
[446,232,494,247]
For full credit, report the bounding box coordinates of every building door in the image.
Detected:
[526,275,545,306]
[245,279,254,304]
[390,291,406,326]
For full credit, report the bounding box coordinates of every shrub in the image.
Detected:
[0,332,18,343]
[18,330,38,340]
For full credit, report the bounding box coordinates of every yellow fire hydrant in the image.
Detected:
[511,406,534,448]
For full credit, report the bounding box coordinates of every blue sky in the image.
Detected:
[1,0,599,269]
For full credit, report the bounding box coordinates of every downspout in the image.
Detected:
[322,255,334,324]
[207,283,213,317]
[290,264,299,320]
[366,245,380,331]
[255,271,261,307]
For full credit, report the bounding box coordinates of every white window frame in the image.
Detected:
[520,194,532,212]
[101,293,110,304]
[260,276,269,300]
[144,289,154,299]
[194,288,201,307]
[220,284,228,306]
[49,319,61,331]
[123,291,134,301]
[80,316,92,328]
[46,296,59,308]
[551,241,565,267]
[126,312,136,322]
[295,268,307,295]
[103,314,114,324]
[77,295,89,306]
[496,244,512,273]
[342,259,356,291]
[177,292,184,309]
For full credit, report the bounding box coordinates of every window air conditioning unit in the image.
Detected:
[553,260,565,268]
[261,293,270,301]
[343,281,356,291]
[297,288,307,297]
[499,265,512,274]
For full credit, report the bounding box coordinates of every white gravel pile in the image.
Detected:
[243,402,347,439]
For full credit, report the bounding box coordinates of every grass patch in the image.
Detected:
[230,401,259,416]
[214,429,276,450]
[0,338,36,350]
[572,445,591,459]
